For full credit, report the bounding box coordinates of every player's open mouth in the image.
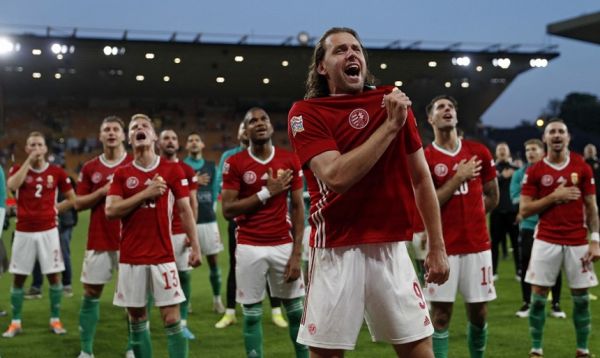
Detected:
[344,64,360,78]
[135,132,147,141]
[443,113,453,119]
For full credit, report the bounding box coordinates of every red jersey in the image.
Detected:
[108,158,190,264]
[9,163,73,232]
[424,139,496,255]
[170,160,198,235]
[288,86,422,248]
[521,152,595,245]
[77,153,132,251]
[222,147,303,246]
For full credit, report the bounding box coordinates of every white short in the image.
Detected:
[9,228,65,275]
[298,242,432,350]
[113,262,185,308]
[235,243,305,305]
[196,222,224,256]
[301,226,311,262]
[525,240,599,289]
[411,231,428,260]
[81,250,119,285]
[425,250,496,303]
[171,233,192,272]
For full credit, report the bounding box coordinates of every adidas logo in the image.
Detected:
[424,316,431,326]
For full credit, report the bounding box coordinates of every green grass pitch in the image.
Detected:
[1,208,600,357]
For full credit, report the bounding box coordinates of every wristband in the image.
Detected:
[591,232,600,243]
[256,186,271,204]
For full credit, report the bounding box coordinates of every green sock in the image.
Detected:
[242,303,263,358]
[49,284,63,319]
[179,271,191,320]
[467,322,487,358]
[146,294,154,321]
[529,293,547,350]
[283,298,308,358]
[432,328,449,358]
[209,265,222,296]
[572,293,591,350]
[79,296,100,354]
[165,321,188,358]
[10,287,24,321]
[130,320,152,358]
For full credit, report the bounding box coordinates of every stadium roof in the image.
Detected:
[547,11,600,45]
[0,25,559,131]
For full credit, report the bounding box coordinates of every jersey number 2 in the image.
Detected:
[35,184,43,198]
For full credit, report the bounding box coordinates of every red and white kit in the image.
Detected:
[109,158,190,307]
[288,86,431,349]
[77,153,132,284]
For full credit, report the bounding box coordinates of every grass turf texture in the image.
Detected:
[0,208,599,357]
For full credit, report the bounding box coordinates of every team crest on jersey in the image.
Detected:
[308,323,317,335]
[26,176,33,184]
[47,175,54,188]
[126,176,140,189]
[92,172,103,184]
[571,172,579,185]
[223,162,230,175]
[434,163,449,177]
[290,115,304,137]
[348,108,369,129]
[243,171,257,184]
[541,174,554,187]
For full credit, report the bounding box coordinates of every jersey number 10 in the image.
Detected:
[453,182,469,196]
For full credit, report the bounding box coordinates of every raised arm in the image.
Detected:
[7,152,38,192]
[407,148,449,285]
[308,89,411,194]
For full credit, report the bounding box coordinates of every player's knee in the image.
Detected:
[83,284,103,298]
[160,305,181,325]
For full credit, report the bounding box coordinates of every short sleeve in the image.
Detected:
[290,154,303,191]
[288,102,339,166]
[58,168,74,193]
[76,163,93,195]
[520,166,538,198]
[479,145,497,184]
[402,109,423,154]
[108,168,124,197]
[582,160,596,196]
[182,163,198,191]
[222,156,241,191]
[8,165,20,178]
[170,165,190,200]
